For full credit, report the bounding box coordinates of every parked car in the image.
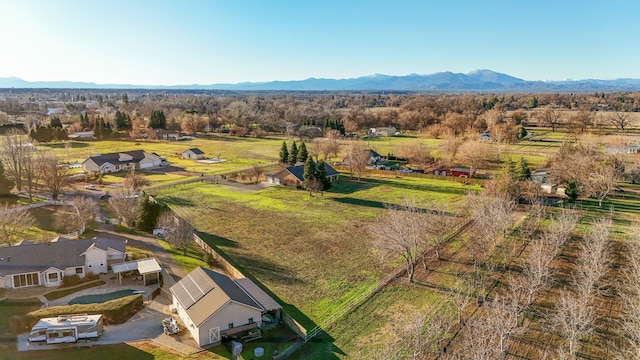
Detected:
[99,193,111,200]
[153,229,167,239]
[85,184,97,190]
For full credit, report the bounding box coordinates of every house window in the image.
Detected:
[88,262,93,268]
[48,272,58,282]
[248,317,254,324]
[76,267,83,275]
[228,323,234,329]
[99,260,105,267]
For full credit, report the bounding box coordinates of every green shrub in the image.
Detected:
[61,275,81,287]
[203,252,218,268]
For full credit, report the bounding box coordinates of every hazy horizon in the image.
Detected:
[1,0,638,85]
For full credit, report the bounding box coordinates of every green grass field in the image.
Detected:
[152,176,477,331]
[39,136,284,174]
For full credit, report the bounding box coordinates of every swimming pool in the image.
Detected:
[69,289,138,305]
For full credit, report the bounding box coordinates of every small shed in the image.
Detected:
[111,258,162,286]
[182,148,205,160]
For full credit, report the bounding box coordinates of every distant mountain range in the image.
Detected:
[2,70,640,92]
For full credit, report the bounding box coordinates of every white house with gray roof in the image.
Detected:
[0,237,126,289]
[82,150,162,174]
[170,266,281,346]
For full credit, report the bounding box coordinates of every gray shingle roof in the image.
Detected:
[86,150,146,167]
[0,238,126,276]
[286,163,339,182]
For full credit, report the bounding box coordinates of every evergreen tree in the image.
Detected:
[297,142,308,163]
[565,180,579,202]
[504,158,517,179]
[317,160,331,191]
[303,157,315,191]
[279,141,289,164]
[517,157,531,180]
[115,110,132,131]
[149,110,167,129]
[288,141,298,166]
[93,117,112,139]
[136,194,167,231]
[0,160,15,196]
[49,116,62,128]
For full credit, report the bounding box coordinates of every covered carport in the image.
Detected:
[111,258,162,286]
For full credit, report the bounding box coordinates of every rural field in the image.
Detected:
[151,175,479,330]
[4,125,640,358]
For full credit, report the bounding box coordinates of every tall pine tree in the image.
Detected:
[288,142,298,166]
[279,141,289,164]
[149,110,167,129]
[297,142,308,163]
[317,159,331,192]
[303,157,316,192]
[504,158,517,179]
[517,157,531,180]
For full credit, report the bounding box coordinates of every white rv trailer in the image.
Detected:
[28,314,104,344]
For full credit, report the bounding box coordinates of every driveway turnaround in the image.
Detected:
[17,305,165,351]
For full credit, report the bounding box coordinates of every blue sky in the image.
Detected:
[1,0,638,85]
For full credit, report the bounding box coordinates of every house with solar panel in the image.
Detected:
[170,266,282,347]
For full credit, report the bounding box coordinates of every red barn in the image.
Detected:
[451,167,474,178]
[433,167,475,178]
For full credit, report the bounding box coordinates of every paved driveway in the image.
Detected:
[17,304,165,351]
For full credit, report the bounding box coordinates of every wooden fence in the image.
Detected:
[148,176,474,346]
[303,217,473,342]
[192,233,245,279]
[333,165,487,185]
[0,199,68,214]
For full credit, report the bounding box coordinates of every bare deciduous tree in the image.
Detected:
[0,204,35,245]
[399,141,432,170]
[109,185,141,228]
[55,196,98,234]
[458,140,490,176]
[574,217,611,300]
[370,198,430,281]
[0,131,29,191]
[123,167,150,191]
[345,142,370,180]
[608,111,631,131]
[539,108,562,132]
[37,152,68,200]
[551,293,596,358]
[619,226,640,359]
[157,212,194,256]
[247,165,264,184]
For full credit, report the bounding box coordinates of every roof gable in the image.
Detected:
[86,150,146,167]
[285,163,339,182]
[184,148,204,155]
[0,237,126,276]
[170,267,261,325]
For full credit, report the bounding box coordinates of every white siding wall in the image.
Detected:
[197,302,262,346]
[174,298,202,345]
[85,248,108,274]
[42,268,63,287]
[82,160,100,173]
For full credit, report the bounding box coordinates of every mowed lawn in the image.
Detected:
[152,176,478,328]
[38,136,284,174]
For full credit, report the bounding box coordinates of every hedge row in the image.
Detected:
[10,294,143,332]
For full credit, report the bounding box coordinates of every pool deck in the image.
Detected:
[44,274,159,307]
